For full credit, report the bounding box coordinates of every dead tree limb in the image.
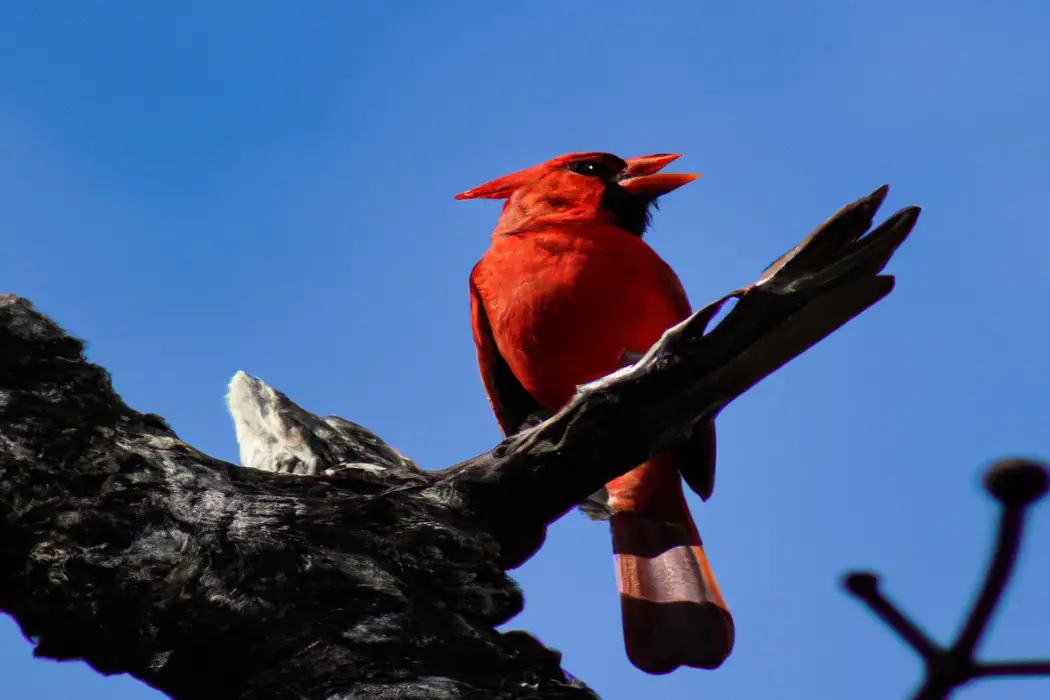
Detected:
[0,186,917,699]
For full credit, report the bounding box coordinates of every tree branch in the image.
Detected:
[844,458,1050,700]
[0,186,918,698]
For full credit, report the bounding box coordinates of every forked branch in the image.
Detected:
[844,458,1050,700]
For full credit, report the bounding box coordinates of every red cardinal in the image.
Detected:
[457,152,734,674]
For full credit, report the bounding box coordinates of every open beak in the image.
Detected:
[619,153,701,199]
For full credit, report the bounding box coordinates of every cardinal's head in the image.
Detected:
[455,152,700,237]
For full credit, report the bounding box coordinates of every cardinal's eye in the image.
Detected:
[568,160,604,177]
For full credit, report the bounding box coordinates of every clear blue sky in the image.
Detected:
[1,2,1048,699]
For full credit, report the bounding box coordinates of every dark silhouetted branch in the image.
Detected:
[0,186,917,699]
[843,573,940,664]
[844,458,1050,700]
[975,661,1050,678]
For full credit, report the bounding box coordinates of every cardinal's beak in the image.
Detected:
[619,153,701,198]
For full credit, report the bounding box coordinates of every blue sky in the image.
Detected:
[1,2,1048,698]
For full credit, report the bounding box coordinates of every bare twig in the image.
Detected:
[844,458,1050,700]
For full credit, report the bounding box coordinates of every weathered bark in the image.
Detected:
[0,187,917,699]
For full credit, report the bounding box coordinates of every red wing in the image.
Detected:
[658,261,693,320]
[470,264,549,436]
[655,262,718,501]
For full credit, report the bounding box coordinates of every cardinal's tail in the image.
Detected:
[609,495,734,673]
